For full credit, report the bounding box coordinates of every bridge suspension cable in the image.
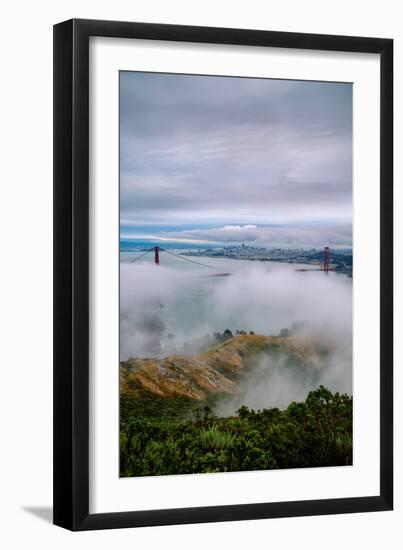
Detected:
[128,249,153,263]
[159,248,231,272]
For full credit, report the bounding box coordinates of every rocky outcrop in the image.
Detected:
[120,334,322,401]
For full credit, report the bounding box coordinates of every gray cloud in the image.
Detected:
[120,72,352,240]
[157,222,352,246]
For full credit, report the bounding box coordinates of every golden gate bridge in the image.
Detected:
[128,245,333,273]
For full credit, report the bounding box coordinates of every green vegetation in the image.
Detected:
[120,386,352,477]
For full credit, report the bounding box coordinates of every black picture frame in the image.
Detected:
[53,18,393,531]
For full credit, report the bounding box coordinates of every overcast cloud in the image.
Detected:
[120,72,352,246]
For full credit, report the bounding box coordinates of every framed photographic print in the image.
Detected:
[53,19,393,530]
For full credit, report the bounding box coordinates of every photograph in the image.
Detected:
[0,0,396,539]
[119,71,354,478]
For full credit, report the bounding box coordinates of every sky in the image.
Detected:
[120,71,352,247]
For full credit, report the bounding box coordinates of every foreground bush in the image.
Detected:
[120,386,352,477]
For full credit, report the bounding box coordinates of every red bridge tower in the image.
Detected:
[154,246,160,265]
[323,246,330,273]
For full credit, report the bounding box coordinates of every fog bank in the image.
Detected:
[120,260,352,407]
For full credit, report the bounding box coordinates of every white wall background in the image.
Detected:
[0,0,400,547]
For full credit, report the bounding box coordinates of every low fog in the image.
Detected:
[216,321,352,414]
[120,260,352,409]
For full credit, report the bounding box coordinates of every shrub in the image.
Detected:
[120,387,352,477]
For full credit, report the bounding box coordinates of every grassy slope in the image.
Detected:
[120,334,322,402]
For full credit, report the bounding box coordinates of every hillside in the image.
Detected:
[120,334,322,401]
[120,334,353,476]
